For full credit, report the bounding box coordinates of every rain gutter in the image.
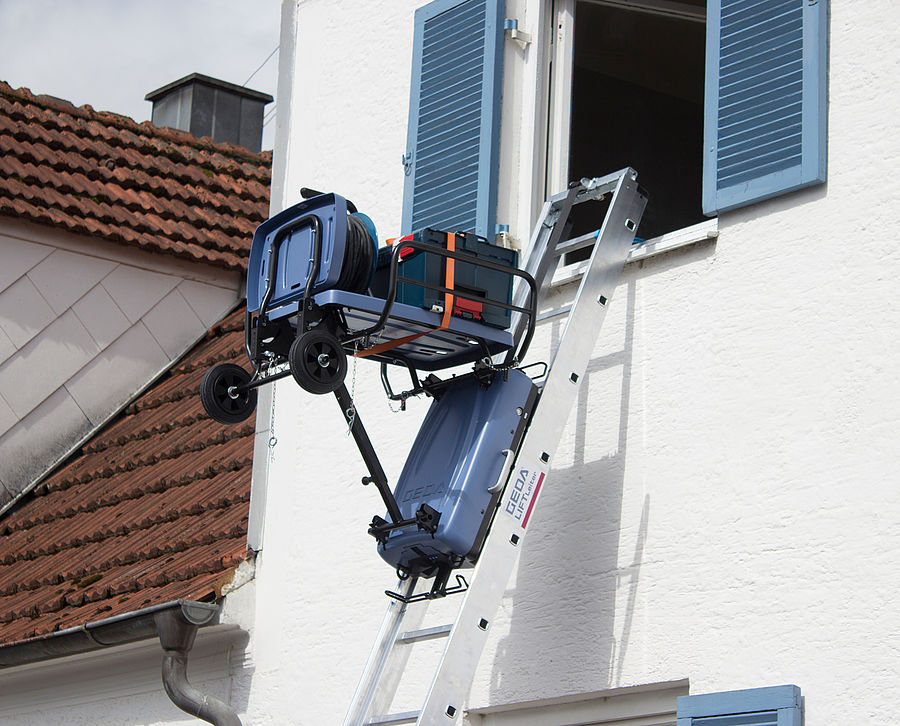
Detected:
[0,599,242,725]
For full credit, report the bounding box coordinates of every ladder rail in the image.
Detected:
[505,169,633,363]
[342,577,426,726]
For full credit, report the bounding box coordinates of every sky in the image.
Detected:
[0,0,283,149]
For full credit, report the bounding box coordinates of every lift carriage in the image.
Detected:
[199,171,648,722]
[199,189,539,591]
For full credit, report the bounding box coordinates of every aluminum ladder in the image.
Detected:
[343,168,648,726]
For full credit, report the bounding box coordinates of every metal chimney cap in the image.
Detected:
[145,73,273,104]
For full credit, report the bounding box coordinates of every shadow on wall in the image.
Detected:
[487,280,650,702]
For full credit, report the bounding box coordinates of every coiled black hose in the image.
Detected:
[336,213,376,294]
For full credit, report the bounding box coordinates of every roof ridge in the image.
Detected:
[1,99,271,191]
[0,81,273,166]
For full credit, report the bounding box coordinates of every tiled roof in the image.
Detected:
[0,81,271,270]
[0,307,253,646]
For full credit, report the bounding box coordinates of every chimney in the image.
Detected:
[145,73,273,152]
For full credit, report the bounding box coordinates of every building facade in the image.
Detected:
[2,0,898,724]
[240,0,899,723]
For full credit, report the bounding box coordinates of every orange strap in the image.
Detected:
[356,232,456,358]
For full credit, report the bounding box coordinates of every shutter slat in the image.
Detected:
[693,712,777,726]
[721,4,799,49]
[421,39,484,74]
[414,174,480,211]
[422,0,483,36]
[719,140,803,183]
[423,20,485,55]
[721,0,793,25]
[719,82,802,124]
[677,685,802,726]
[719,54,802,95]
[719,121,803,161]
[719,106,801,141]
[721,24,802,69]
[419,87,483,121]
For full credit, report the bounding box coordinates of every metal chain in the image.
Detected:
[346,343,359,434]
[267,379,277,455]
[479,355,519,372]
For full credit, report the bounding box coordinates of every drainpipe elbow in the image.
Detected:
[155,604,242,726]
[161,651,242,726]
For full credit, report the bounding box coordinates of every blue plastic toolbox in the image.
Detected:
[376,368,539,576]
[371,229,518,329]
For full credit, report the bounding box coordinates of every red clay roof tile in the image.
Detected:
[0,306,255,648]
[0,82,270,270]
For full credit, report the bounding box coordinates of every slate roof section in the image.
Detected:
[0,81,271,270]
[0,307,253,646]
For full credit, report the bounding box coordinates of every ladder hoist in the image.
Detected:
[198,167,647,726]
[343,168,646,725]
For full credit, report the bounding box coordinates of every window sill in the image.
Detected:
[550,217,718,287]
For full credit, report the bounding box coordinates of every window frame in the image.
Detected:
[543,0,826,261]
[676,684,802,726]
[543,0,716,274]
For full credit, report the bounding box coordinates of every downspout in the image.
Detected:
[154,603,242,726]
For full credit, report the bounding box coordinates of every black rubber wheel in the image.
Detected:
[200,363,258,424]
[289,329,347,394]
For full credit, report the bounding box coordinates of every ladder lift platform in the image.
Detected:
[343,168,648,725]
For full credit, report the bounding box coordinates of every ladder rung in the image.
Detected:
[538,304,572,321]
[553,230,597,256]
[368,710,420,725]
[397,624,452,645]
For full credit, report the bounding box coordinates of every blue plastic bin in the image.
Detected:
[378,368,538,574]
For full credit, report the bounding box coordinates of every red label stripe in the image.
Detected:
[521,472,545,529]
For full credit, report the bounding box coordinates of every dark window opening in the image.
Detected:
[567,0,707,247]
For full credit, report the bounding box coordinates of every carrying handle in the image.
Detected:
[300,186,358,214]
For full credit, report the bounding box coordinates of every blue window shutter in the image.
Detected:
[677,685,802,726]
[402,0,505,238]
[702,0,827,215]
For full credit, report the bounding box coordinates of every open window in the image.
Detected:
[401,0,827,249]
[568,0,708,242]
[555,0,827,252]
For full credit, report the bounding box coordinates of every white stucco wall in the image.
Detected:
[0,625,249,726]
[235,0,900,723]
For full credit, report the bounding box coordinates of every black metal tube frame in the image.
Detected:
[242,213,323,382]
